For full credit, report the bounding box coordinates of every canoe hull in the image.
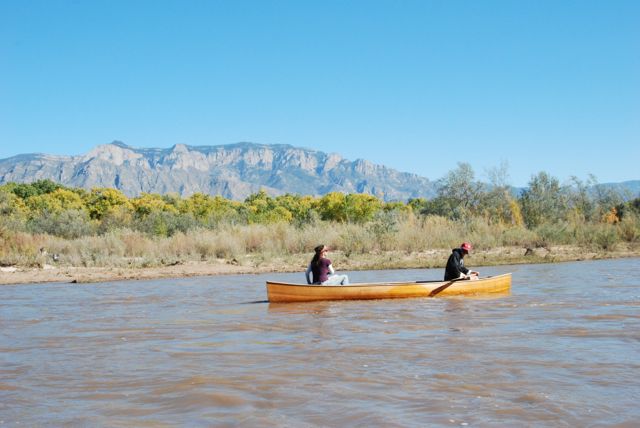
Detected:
[266,273,512,303]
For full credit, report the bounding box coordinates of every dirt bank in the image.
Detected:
[1,244,639,285]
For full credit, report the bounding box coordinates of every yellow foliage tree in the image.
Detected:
[245,190,293,224]
[345,193,383,223]
[509,199,524,227]
[132,193,178,217]
[85,188,133,220]
[25,188,85,217]
[317,192,347,222]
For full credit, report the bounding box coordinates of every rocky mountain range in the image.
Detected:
[0,142,438,201]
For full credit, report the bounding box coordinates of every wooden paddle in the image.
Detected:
[425,274,492,297]
[427,277,467,297]
[415,277,467,296]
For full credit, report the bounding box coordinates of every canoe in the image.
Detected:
[266,273,512,303]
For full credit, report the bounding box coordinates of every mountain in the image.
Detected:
[0,141,438,201]
[509,181,640,200]
[599,180,640,199]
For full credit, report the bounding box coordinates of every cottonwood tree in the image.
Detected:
[519,172,566,228]
[244,190,293,224]
[479,161,522,225]
[433,162,483,220]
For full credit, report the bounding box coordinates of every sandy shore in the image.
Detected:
[1,244,639,285]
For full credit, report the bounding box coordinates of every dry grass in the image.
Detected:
[1,216,638,272]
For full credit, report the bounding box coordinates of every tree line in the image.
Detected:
[0,163,638,242]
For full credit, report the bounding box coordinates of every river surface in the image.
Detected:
[2,258,639,427]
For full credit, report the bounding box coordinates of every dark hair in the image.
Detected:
[311,244,325,268]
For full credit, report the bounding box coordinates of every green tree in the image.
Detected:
[435,162,483,219]
[591,181,624,221]
[0,188,27,233]
[7,179,63,199]
[616,197,640,220]
[407,198,428,215]
[206,196,243,226]
[565,175,598,221]
[519,172,566,228]
[419,196,451,217]
[479,162,519,225]
[133,210,196,237]
[27,209,94,239]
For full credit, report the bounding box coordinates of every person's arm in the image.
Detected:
[328,264,335,275]
[305,263,312,284]
[455,252,469,277]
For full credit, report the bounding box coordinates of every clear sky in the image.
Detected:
[1,0,638,187]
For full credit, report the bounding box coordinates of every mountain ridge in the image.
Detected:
[2,142,638,201]
[0,141,438,201]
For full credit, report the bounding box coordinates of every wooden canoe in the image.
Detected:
[266,273,512,303]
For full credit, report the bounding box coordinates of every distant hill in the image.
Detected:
[509,180,640,200]
[598,180,640,199]
[0,141,439,201]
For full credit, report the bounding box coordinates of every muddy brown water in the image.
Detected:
[2,258,639,427]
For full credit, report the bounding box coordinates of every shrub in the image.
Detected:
[133,211,197,237]
[338,224,374,256]
[27,209,94,239]
[593,224,619,250]
[617,213,639,242]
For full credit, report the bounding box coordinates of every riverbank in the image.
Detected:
[2,244,639,285]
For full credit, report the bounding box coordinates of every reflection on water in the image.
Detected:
[2,259,640,426]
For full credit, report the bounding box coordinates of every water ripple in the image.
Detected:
[2,259,639,426]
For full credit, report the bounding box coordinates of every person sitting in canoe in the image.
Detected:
[305,244,350,285]
[444,242,480,281]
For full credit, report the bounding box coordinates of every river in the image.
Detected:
[1,258,639,427]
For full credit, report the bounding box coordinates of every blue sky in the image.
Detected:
[1,0,638,187]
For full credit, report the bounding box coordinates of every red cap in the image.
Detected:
[461,242,473,252]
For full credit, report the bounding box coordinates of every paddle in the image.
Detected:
[427,277,467,297]
[415,277,469,296]
[423,274,493,297]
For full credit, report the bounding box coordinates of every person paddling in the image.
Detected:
[444,242,479,281]
[305,244,349,285]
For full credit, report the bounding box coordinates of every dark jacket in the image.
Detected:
[444,248,469,281]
